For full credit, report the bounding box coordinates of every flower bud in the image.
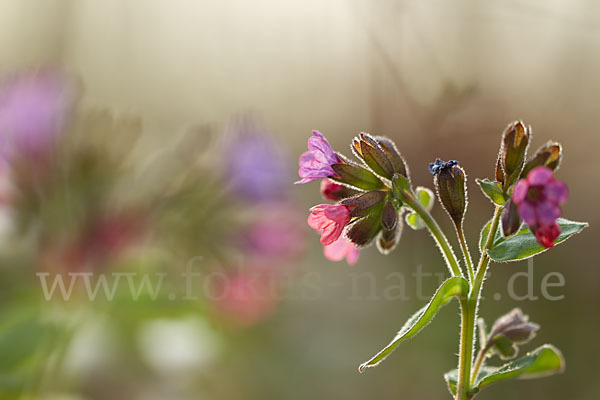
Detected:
[377,217,402,255]
[351,133,395,179]
[520,142,562,178]
[381,199,398,231]
[374,136,409,179]
[346,210,383,247]
[320,179,359,201]
[495,156,505,184]
[485,308,539,360]
[430,159,467,228]
[331,161,384,191]
[340,190,386,219]
[501,199,521,237]
[498,121,530,188]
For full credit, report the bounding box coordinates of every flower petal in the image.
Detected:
[307,204,350,245]
[536,201,561,226]
[323,236,360,265]
[512,179,529,204]
[308,130,339,165]
[534,223,561,248]
[527,166,553,186]
[543,180,569,204]
[517,201,537,226]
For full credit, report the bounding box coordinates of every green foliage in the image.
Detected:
[475,178,506,206]
[405,187,434,230]
[445,345,565,396]
[479,218,588,262]
[359,277,469,372]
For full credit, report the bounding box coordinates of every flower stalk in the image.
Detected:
[393,179,463,278]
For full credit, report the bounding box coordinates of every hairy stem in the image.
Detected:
[471,347,488,385]
[456,206,502,400]
[402,191,463,278]
[456,297,471,400]
[456,225,474,283]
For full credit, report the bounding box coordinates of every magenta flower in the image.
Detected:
[512,166,568,248]
[324,236,360,265]
[307,204,351,245]
[319,179,345,201]
[295,130,340,184]
[0,70,74,161]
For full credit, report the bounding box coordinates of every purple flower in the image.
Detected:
[225,121,290,202]
[0,70,74,161]
[295,130,340,184]
[512,166,568,248]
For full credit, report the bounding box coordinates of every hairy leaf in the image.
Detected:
[359,277,469,372]
[445,345,564,396]
[476,178,506,206]
[479,218,588,262]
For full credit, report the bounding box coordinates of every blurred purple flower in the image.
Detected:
[0,69,74,161]
[295,130,340,184]
[225,122,290,202]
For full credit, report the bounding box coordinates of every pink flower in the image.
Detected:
[307,204,351,245]
[512,166,568,248]
[324,236,360,265]
[295,131,340,184]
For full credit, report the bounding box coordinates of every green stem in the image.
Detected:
[471,347,488,385]
[401,191,463,278]
[456,206,502,400]
[456,225,474,284]
[456,297,471,400]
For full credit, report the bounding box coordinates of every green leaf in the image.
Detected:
[445,345,565,396]
[416,186,434,210]
[358,277,469,372]
[405,187,434,230]
[331,163,384,191]
[405,212,425,230]
[479,218,588,262]
[476,178,506,206]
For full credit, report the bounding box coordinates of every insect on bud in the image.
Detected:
[498,121,530,188]
[501,198,522,237]
[430,159,467,228]
[520,142,562,178]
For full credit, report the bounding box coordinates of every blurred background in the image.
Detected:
[0,0,598,399]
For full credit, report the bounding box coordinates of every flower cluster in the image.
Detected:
[492,121,568,248]
[297,130,411,264]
